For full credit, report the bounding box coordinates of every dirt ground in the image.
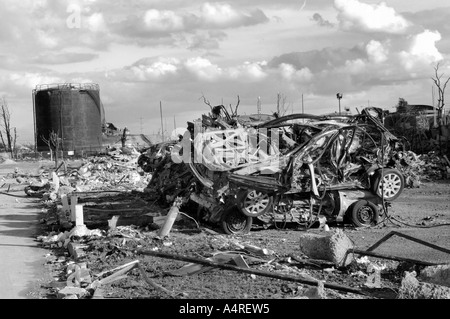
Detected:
[1,159,450,300]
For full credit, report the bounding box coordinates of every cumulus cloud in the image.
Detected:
[112,2,268,46]
[366,40,388,63]
[126,57,180,81]
[176,30,227,51]
[334,0,411,34]
[184,57,223,81]
[144,9,185,32]
[112,56,270,83]
[86,12,108,32]
[199,2,268,28]
[228,61,268,81]
[9,72,63,89]
[408,30,443,62]
[279,63,313,82]
[399,30,443,70]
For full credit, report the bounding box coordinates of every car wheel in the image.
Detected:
[372,168,404,201]
[237,190,273,217]
[350,200,379,227]
[221,209,253,235]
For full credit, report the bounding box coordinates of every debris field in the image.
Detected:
[1,105,450,300]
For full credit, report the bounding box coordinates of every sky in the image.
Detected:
[1,0,450,144]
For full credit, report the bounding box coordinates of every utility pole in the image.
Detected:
[257,96,261,114]
[302,94,304,114]
[160,101,164,142]
[336,93,343,115]
[276,92,280,115]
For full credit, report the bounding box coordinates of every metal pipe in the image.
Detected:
[351,249,440,266]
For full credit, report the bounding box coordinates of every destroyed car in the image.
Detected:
[140,106,405,235]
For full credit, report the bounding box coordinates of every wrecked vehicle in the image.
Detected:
[140,104,405,235]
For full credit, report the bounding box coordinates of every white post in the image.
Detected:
[52,171,60,193]
[75,204,84,226]
[70,195,78,222]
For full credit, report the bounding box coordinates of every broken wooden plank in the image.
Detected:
[158,198,182,237]
[136,249,366,296]
[96,260,140,278]
[99,261,139,285]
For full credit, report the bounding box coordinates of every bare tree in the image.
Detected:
[431,62,450,124]
[0,97,17,158]
[200,94,240,122]
[276,92,290,116]
[41,130,61,167]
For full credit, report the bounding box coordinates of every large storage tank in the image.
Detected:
[33,83,105,153]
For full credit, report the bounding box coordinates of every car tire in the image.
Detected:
[372,168,404,201]
[237,189,273,217]
[221,209,253,235]
[350,200,379,227]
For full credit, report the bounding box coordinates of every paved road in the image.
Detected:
[0,163,48,299]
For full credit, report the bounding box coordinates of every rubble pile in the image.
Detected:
[18,148,149,198]
[9,148,155,230]
[36,213,450,300]
[392,151,450,187]
[36,222,395,299]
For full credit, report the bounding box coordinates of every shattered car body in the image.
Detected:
[140,106,405,234]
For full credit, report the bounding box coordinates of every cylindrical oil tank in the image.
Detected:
[33,83,105,153]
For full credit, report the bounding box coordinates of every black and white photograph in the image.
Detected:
[0,0,449,306]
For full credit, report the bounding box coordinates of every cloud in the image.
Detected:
[111,3,268,46]
[32,53,99,65]
[110,56,271,84]
[176,30,227,51]
[366,40,388,63]
[399,30,443,70]
[126,57,181,81]
[268,46,366,73]
[334,0,411,34]
[184,57,223,81]
[87,12,108,32]
[408,30,443,62]
[278,63,313,82]
[199,2,269,28]
[312,13,334,28]
[144,9,185,32]
[9,72,63,89]
[228,61,268,81]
